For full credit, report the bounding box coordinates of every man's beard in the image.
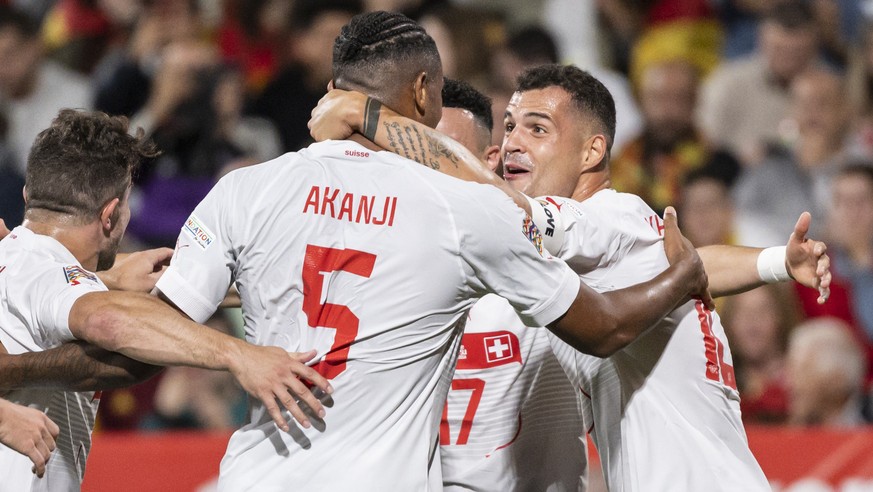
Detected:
[96,238,120,271]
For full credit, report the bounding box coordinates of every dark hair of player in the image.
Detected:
[516,64,616,155]
[25,110,159,223]
[442,78,493,132]
[332,11,441,108]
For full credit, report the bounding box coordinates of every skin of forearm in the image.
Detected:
[547,260,693,358]
[0,341,162,392]
[698,245,764,297]
[69,291,242,371]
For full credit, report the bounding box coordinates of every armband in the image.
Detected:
[756,246,791,283]
[524,195,564,256]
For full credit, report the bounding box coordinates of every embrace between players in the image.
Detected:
[0,11,830,492]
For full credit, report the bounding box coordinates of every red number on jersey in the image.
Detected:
[695,300,737,390]
[302,245,376,379]
[440,378,486,446]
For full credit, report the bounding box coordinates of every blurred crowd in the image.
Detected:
[0,0,870,431]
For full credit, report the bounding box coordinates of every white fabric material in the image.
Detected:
[440,294,587,492]
[757,246,790,283]
[156,140,581,491]
[0,227,104,492]
[542,190,770,492]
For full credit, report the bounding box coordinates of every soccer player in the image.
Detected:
[0,109,331,491]
[308,66,832,491]
[156,12,710,491]
[436,79,587,491]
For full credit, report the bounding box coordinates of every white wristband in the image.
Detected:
[757,246,791,283]
[524,195,565,256]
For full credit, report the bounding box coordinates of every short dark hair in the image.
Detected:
[25,110,159,221]
[0,5,39,39]
[764,0,815,31]
[332,11,440,98]
[516,64,616,153]
[442,78,493,131]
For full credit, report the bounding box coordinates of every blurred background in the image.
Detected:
[0,0,871,490]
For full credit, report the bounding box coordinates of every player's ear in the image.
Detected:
[21,185,27,204]
[327,79,335,92]
[484,145,501,174]
[99,197,120,233]
[581,134,607,172]
[413,71,429,120]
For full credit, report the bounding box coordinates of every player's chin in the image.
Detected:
[503,170,531,191]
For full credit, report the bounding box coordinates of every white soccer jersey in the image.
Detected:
[0,227,104,492]
[533,190,770,492]
[440,294,588,492]
[155,140,581,491]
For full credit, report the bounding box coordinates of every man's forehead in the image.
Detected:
[506,87,571,117]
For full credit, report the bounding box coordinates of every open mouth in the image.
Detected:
[503,163,530,176]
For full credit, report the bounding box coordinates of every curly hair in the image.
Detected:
[25,109,159,221]
[516,64,616,154]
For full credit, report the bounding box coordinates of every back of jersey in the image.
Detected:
[545,190,769,492]
[157,140,579,491]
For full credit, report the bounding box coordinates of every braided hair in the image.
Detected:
[332,11,441,94]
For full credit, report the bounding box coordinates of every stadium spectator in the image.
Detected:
[216,0,292,94]
[0,5,91,176]
[678,169,736,248]
[698,0,819,165]
[596,0,722,85]
[722,284,801,424]
[817,164,873,381]
[248,0,362,152]
[786,318,869,427]
[734,68,854,242]
[93,0,204,120]
[117,42,281,247]
[611,59,739,214]
[418,5,501,86]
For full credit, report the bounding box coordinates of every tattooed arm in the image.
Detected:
[309,89,532,214]
[0,340,161,393]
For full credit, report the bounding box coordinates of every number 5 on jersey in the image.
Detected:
[302,245,376,379]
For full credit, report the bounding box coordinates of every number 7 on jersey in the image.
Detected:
[302,245,376,379]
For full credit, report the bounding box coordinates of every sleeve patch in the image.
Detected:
[183,214,216,250]
[63,265,98,286]
[522,216,545,256]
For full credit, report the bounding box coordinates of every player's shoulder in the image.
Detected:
[0,228,103,290]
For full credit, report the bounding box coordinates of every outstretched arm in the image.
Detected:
[309,89,532,215]
[698,212,830,302]
[548,208,712,357]
[0,340,161,393]
[69,291,333,431]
